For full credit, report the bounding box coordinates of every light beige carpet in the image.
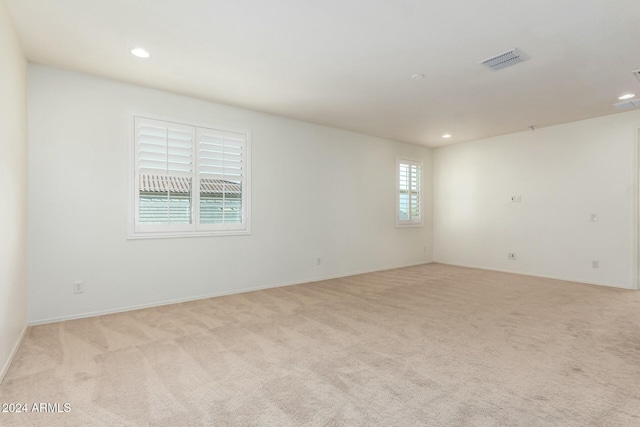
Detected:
[2,263,640,426]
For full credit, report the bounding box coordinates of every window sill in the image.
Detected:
[396,223,424,229]
[127,229,251,240]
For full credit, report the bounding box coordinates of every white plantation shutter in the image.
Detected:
[397,158,422,226]
[137,118,194,175]
[398,163,410,220]
[132,115,250,237]
[197,128,246,227]
[198,129,245,180]
[409,163,421,220]
[135,118,195,228]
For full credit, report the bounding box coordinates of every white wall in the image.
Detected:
[0,0,28,381]
[28,65,433,324]
[434,111,640,289]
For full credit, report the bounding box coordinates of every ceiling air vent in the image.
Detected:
[614,98,640,110]
[479,48,528,71]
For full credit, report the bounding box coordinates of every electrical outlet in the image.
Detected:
[316,257,322,266]
[508,253,516,260]
[510,195,522,203]
[592,260,599,269]
[73,281,84,294]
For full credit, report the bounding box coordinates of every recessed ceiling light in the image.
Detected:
[619,93,635,100]
[411,73,425,80]
[442,134,452,138]
[130,47,150,58]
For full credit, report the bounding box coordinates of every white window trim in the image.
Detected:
[396,157,423,228]
[128,112,251,239]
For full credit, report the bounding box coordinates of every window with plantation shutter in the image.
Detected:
[397,158,422,227]
[131,116,250,238]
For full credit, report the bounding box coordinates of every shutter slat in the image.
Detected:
[199,154,243,163]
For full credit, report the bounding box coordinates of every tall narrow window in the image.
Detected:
[132,116,250,238]
[397,158,422,227]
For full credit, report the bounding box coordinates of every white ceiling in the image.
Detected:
[6,0,640,147]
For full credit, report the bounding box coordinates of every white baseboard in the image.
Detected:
[0,325,28,384]
[434,261,634,290]
[29,260,433,326]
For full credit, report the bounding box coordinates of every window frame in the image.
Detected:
[128,113,251,239]
[396,157,423,228]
